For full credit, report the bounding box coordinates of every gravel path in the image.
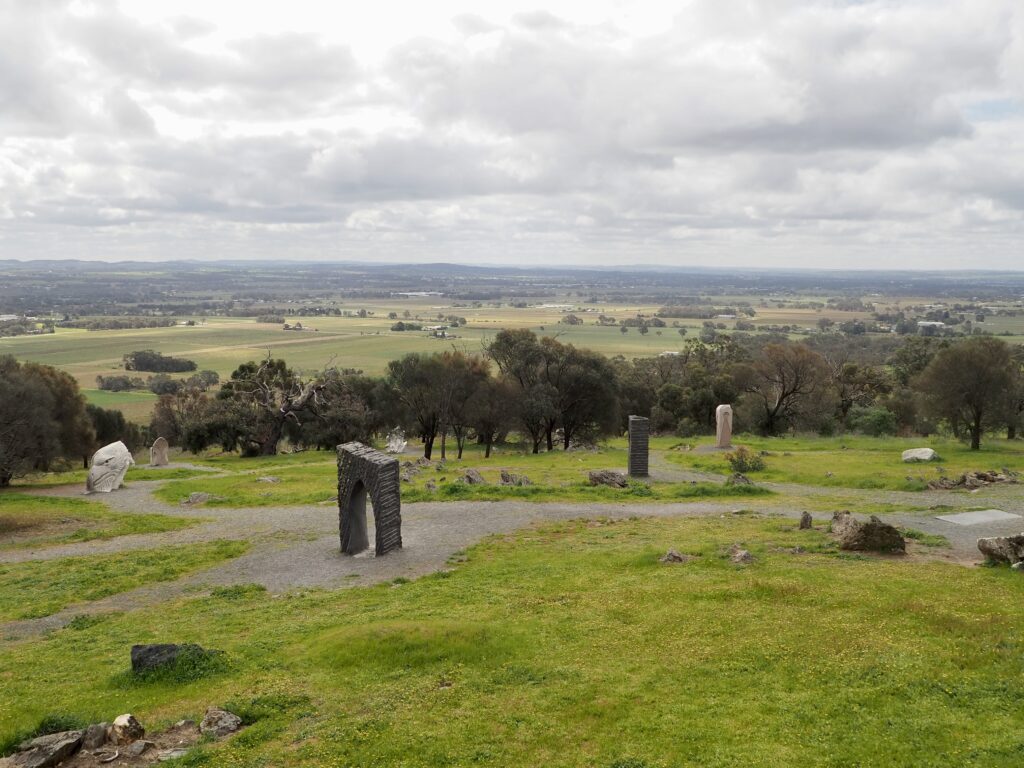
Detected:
[4,467,1024,641]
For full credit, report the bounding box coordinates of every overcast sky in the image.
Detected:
[2,0,1023,269]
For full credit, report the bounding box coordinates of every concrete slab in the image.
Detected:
[935,509,1022,526]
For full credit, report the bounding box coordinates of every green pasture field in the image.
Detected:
[0,492,201,551]
[0,294,904,422]
[3,515,1024,766]
[665,435,1024,491]
[0,539,247,621]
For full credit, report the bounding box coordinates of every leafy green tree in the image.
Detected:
[0,357,95,485]
[737,343,829,436]
[387,353,447,459]
[215,358,325,455]
[916,337,1015,450]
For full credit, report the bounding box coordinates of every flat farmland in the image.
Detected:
[5,292,1021,423]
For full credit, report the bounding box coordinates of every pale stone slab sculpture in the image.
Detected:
[385,427,407,454]
[715,404,733,449]
[86,441,135,493]
[150,436,170,466]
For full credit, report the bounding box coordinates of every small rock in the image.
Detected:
[82,723,109,750]
[199,708,242,738]
[1012,561,1024,572]
[499,470,532,486]
[425,480,437,491]
[588,470,628,488]
[725,473,752,486]
[798,511,813,530]
[730,545,754,564]
[659,549,690,564]
[158,748,190,762]
[459,468,486,485]
[173,720,197,730]
[824,471,834,478]
[256,476,280,483]
[400,471,413,482]
[9,730,83,768]
[131,643,218,674]
[181,492,212,506]
[125,740,154,757]
[110,714,145,745]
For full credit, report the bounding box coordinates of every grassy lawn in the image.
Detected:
[0,493,202,551]
[0,540,248,621]
[2,516,1023,766]
[152,441,773,507]
[665,435,1024,491]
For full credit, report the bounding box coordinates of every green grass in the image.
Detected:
[0,492,201,550]
[665,435,1024,491]
[151,444,773,507]
[2,516,1024,766]
[0,540,248,621]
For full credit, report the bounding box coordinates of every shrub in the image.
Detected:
[725,446,765,473]
[847,406,898,437]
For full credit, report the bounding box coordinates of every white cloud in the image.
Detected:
[0,0,1022,268]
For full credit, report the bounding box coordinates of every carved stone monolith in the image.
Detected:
[86,441,135,493]
[628,415,649,477]
[715,404,733,449]
[337,442,402,556]
[385,427,407,454]
[150,436,169,466]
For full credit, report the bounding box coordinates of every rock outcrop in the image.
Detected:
[831,512,905,553]
[977,534,1024,566]
[588,470,628,488]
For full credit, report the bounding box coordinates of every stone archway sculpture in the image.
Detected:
[337,442,403,556]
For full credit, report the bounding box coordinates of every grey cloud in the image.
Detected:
[1,0,1023,269]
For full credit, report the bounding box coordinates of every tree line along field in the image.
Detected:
[7,293,1024,423]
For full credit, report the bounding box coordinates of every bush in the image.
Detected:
[847,406,898,437]
[725,446,765,473]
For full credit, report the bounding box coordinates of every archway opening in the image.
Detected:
[345,479,371,554]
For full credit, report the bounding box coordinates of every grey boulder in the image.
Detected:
[588,470,628,488]
[9,731,83,768]
[199,708,242,738]
[131,643,218,674]
[832,512,905,553]
[977,534,1024,566]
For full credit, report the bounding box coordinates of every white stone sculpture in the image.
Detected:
[902,448,938,463]
[150,436,170,466]
[385,427,407,454]
[86,441,135,493]
[715,404,733,449]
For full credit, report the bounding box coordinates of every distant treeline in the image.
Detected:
[123,350,197,373]
[0,319,54,337]
[60,318,177,331]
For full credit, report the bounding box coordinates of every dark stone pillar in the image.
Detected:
[628,415,649,477]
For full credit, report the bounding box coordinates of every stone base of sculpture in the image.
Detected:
[87,441,135,493]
